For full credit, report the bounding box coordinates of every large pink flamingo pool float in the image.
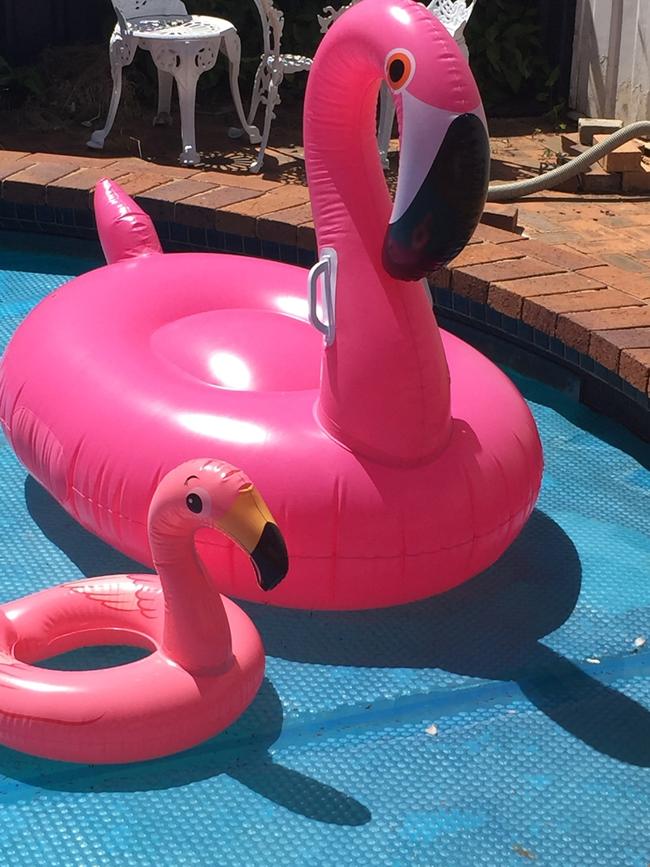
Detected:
[0,0,542,611]
[0,459,288,763]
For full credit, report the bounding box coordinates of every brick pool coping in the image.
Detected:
[0,149,648,440]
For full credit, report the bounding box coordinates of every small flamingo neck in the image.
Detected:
[148,521,232,674]
[304,6,452,464]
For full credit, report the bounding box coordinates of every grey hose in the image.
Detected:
[487,121,650,202]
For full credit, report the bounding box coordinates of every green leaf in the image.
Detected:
[545,66,561,87]
[486,42,501,69]
[503,65,523,93]
[485,22,500,43]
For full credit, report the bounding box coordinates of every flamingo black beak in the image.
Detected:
[383,95,490,280]
[249,521,289,592]
[218,485,288,592]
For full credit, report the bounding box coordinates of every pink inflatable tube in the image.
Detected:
[0,0,542,611]
[0,460,288,763]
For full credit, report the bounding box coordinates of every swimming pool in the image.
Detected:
[0,231,649,866]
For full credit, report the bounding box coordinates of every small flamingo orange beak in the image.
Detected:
[217,486,288,591]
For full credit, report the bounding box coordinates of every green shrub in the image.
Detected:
[463,0,560,114]
[2,1,562,122]
[0,54,46,110]
[196,0,561,115]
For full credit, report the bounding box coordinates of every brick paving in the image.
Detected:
[0,128,649,400]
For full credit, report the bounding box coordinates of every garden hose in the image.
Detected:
[486,120,650,202]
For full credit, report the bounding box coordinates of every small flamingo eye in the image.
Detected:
[185,486,212,516]
[385,49,415,91]
[186,493,203,513]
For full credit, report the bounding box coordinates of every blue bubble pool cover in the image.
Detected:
[0,233,649,866]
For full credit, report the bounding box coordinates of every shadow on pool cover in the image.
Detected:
[24,477,650,771]
[0,674,372,825]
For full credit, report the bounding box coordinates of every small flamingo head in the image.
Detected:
[149,459,288,591]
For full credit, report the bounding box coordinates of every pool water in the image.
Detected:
[0,232,649,867]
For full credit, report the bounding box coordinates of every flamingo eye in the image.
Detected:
[385,50,415,92]
[186,493,202,513]
[185,486,211,516]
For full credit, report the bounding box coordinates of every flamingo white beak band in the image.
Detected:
[217,486,289,591]
[383,91,490,280]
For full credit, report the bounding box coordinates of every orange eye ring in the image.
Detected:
[385,49,415,91]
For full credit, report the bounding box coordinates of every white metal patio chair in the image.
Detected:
[87,0,261,166]
[319,0,478,168]
[245,0,312,173]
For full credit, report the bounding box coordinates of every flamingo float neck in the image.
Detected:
[305,0,489,465]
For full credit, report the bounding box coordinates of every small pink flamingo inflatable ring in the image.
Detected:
[0,0,543,610]
[0,459,288,764]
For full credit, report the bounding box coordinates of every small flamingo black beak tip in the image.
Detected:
[251,522,289,591]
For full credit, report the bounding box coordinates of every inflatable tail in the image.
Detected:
[94,178,162,265]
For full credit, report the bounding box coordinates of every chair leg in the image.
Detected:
[87,28,136,150]
[377,83,394,171]
[154,69,174,126]
[172,48,202,166]
[221,30,261,145]
[249,70,282,174]
[247,59,267,127]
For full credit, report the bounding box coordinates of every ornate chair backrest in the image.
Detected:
[319,0,477,41]
[427,0,477,38]
[251,0,286,64]
[111,0,189,30]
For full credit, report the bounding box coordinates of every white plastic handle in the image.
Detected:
[308,247,337,346]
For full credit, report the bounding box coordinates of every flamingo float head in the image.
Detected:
[307,0,490,281]
[148,459,288,592]
[379,3,490,278]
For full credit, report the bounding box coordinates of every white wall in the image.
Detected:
[570,0,649,123]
